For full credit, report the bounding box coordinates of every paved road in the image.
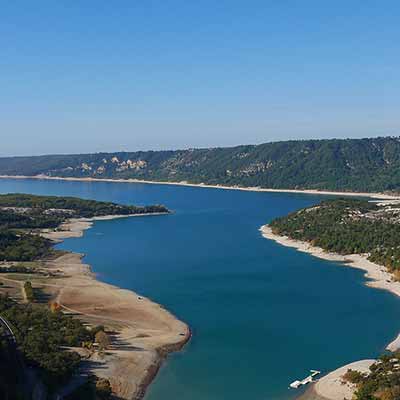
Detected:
[0,315,17,344]
[0,315,41,399]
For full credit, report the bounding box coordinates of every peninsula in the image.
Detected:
[0,194,189,399]
[261,198,400,400]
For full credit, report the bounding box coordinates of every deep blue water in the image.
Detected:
[1,178,400,400]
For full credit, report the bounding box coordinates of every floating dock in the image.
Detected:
[290,370,321,389]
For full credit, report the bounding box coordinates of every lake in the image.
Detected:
[1,178,400,400]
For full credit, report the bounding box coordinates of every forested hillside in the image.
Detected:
[1,137,400,192]
[0,194,168,261]
[343,353,400,400]
[270,198,400,272]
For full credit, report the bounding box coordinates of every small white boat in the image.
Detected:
[289,380,302,389]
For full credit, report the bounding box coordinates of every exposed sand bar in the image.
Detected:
[260,225,400,400]
[41,215,190,400]
[1,174,399,200]
[41,212,169,242]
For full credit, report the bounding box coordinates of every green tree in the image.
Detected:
[24,281,34,302]
[95,330,111,351]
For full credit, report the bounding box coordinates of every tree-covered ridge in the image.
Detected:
[1,137,400,192]
[0,295,87,386]
[0,193,169,262]
[0,231,51,262]
[269,198,400,271]
[0,193,168,218]
[0,294,110,395]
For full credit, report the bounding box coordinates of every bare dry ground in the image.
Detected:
[298,360,375,400]
[44,251,189,399]
[1,218,190,400]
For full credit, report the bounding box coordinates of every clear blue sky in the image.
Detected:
[1,1,399,156]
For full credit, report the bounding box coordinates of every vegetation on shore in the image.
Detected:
[23,281,34,302]
[0,193,168,262]
[0,294,84,386]
[0,193,169,219]
[269,198,400,272]
[344,352,400,400]
[0,294,111,396]
[1,137,400,192]
[0,230,52,262]
[0,192,168,398]
[271,199,400,399]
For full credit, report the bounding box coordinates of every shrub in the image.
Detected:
[24,281,34,302]
[96,378,112,399]
[342,369,365,384]
[95,330,111,351]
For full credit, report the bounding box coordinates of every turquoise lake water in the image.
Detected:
[1,178,400,400]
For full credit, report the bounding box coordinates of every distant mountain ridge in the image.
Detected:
[1,137,400,193]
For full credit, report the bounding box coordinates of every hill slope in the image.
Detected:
[269,198,400,271]
[1,137,400,192]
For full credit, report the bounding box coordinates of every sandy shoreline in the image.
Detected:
[296,360,375,400]
[41,215,190,399]
[2,174,399,398]
[41,212,170,242]
[1,174,399,200]
[260,224,400,400]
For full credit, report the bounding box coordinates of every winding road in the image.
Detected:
[0,315,17,343]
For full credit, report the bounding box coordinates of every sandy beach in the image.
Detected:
[30,216,189,399]
[260,224,400,400]
[2,174,399,399]
[41,212,169,242]
[260,225,400,320]
[297,360,375,400]
[1,174,399,200]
